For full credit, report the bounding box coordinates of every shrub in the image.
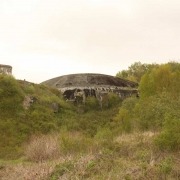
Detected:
[24,134,60,162]
[60,131,93,155]
[108,92,121,107]
[114,97,138,133]
[95,127,113,142]
[158,157,173,178]
[116,108,132,133]
[85,96,99,110]
[0,75,24,114]
[23,84,35,94]
[134,96,165,131]
[140,63,180,99]
[0,117,29,159]
[155,117,180,151]
[50,161,74,179]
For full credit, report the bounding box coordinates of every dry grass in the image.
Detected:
[24,134,60,162]
[0,161,53,180]
[0,131,179,180]
[115,131,157,144]
[0,156,73,180]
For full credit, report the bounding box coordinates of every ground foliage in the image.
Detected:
[116,62,180,151]
[0,75,120,158]
[116,61,158,82]
[0,62,179,179]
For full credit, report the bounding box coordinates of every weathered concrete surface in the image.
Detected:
[42,73,138,89]
[0,64,12,75]
[41,73,138,103]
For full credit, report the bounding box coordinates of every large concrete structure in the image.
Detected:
[42,73,138,105]
[0,64,12,75]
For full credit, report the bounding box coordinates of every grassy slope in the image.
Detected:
[0,75,73,158]
[0,75,120,159]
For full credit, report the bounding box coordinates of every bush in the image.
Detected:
[24,134,60,162]
[158,157,173,178]
[60,131,93,155]
[114,97,138,133]
[108,92,121,107]
[134,96,165,131]
[94,127,116,152]
[140,63,180,99]
[50,161,74,179]
[85,97,99,110]
[155,117,180,151]
[115,108,131,133]
[0,118,28,159]
[95,127,113,142]
[0,75,24,114]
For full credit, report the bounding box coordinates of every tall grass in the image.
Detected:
[24,134,60,162]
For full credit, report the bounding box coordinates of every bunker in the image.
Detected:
[42,73,138,104]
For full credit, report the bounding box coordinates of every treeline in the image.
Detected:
[115,62,180,151]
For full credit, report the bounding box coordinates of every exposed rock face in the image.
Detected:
[23,96,37,110]
[42,73,138,104]
[0,64,12,75]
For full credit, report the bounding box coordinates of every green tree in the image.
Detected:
[114,97,138,133]
[140,63,180,98]
[116,62,158,82]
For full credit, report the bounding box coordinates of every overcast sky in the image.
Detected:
[1,0,180,83]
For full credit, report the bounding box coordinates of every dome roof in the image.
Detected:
[41,73,138,89]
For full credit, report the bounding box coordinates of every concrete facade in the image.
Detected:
[0,64,12,75]
[42,73,139,104]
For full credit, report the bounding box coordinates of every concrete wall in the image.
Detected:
[62,87,138,102]
[0,64,12,75]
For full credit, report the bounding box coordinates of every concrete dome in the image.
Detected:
[41,73,138,89]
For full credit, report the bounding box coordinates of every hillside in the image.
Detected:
[0,62,180,179]
[0,75,121,159]
[0,75,66,158]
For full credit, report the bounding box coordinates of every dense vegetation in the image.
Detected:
[0,75,121,159]
[0,62,179,179]
[116,62,180,150]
